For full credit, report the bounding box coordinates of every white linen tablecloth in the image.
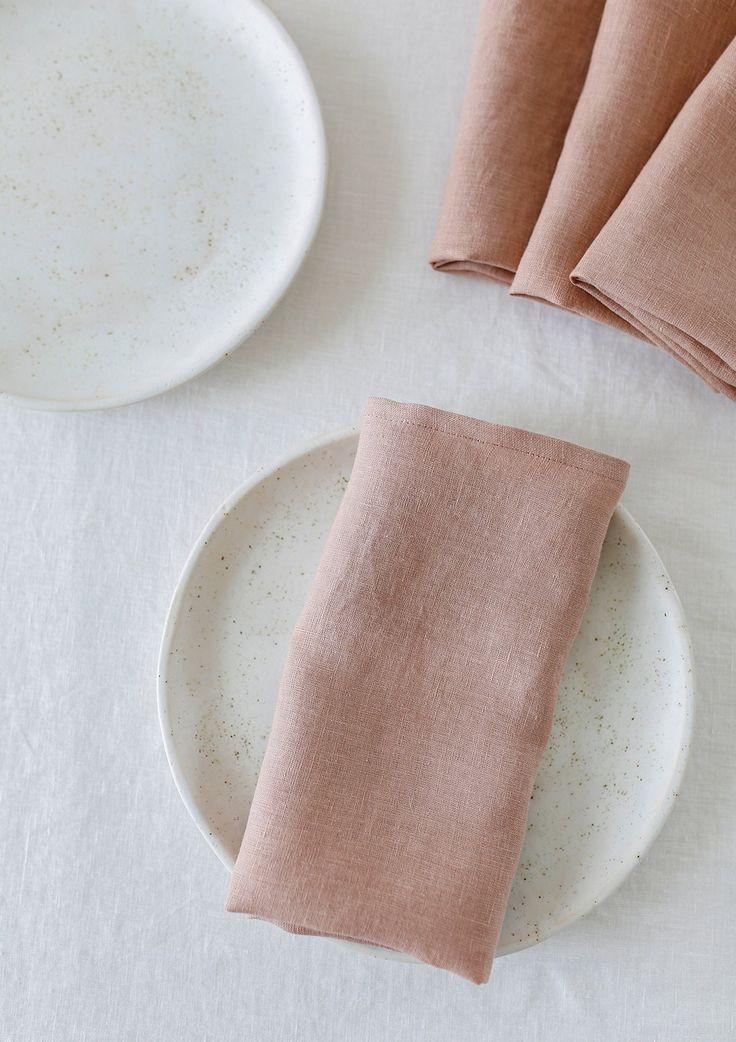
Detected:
[2,2,735,1038]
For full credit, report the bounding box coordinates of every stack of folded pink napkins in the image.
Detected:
[431,0,736,398]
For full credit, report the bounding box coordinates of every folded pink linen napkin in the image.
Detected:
[431,0,605,284]
[227,398,629,982]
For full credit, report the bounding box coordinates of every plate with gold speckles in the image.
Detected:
[0,0,325,409]
[158,428,694,958]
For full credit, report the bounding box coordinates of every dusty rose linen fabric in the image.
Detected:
[431,0,736,395]
[511,0,736,324]
[226,398,629,983]
[431,0,605,283]
[571,37,736,399]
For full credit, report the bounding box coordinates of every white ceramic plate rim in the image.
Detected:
[157,427,696,957]
[4,0,327,412]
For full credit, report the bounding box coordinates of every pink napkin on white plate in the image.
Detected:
[227,399,629,982]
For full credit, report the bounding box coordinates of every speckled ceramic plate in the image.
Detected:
[0,0,325,409]
[158,429,694,958]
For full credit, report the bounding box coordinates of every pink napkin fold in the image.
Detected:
[431,0,736,397]
[227,399,629,982]
[571,38,736,396]
[431,0,605,284]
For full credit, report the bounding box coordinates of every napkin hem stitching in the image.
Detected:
[371,414,626,484]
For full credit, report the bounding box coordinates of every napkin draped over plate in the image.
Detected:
[431,0,736,398]
[227,399,629,982]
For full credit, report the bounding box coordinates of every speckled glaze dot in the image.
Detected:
[158,430,694,961]
[0,0,325,409]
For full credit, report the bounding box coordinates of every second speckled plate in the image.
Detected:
[0,0,325,409]
[158,429,694,958]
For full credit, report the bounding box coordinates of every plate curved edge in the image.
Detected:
[4,0,327,412]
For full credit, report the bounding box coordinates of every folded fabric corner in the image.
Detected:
[429,0,605,286]
[571,37,736,400]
